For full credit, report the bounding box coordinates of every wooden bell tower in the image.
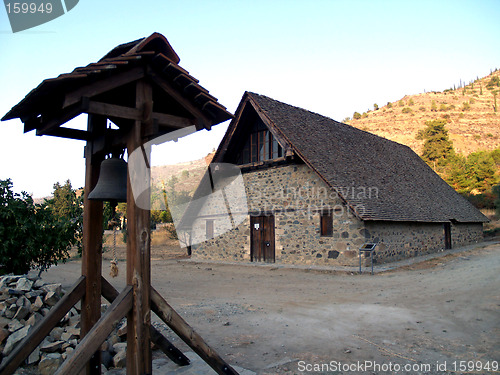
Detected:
[1,33,238,375]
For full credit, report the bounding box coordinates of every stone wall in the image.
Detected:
[191,163,484,267]
[364,221,484,264]
[364,221,447,264]
[451,222,483,247]
[192,163,366,266]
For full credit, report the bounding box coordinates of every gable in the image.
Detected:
[215,98,288,166]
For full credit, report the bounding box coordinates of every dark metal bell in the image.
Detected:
[88,157,128,202]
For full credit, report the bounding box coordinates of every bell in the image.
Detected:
[88,157,128,202]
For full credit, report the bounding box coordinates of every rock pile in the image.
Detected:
[0,274,128,374]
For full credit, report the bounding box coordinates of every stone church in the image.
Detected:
[180,92,487,266]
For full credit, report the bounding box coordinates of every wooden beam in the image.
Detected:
[86,100,195,129]
[148,71,212,130]
[45,127,90,141]
[149,326,191,367]
[87,100,139,120]
[100,277,190,367]
[34,101,86,136]
[63,66,145,108]
[54,286,133,375]
[125,79,153,374]
[0,276,86,375]
[80,114,106,375]
[150,287,240,375]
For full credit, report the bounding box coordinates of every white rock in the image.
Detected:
[15,278,33,292]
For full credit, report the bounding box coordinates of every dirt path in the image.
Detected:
[43,240,500,374]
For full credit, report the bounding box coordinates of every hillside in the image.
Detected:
[151,152,213,195]
[346,70,500,156]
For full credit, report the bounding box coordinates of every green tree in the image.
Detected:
[448,151,498,193]
[420,119,455,166]
[373,103,379,111]
[45,180,83,250]
[0,179,77,275]
[353,112,361,120]
[493,184,500,217]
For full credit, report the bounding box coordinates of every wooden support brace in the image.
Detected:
[150,287,239,375]
[100,277,190,367]
[0,276,86,375]
[54,286,133,375]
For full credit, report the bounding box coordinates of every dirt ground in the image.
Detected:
[43,238,500,375]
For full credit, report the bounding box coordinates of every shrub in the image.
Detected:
[0,179,78,275]
[462,102,471,111]
[419,106,426,112]
[398,100,404,107]
[431,100,437,112]
[409,99,415,106]
[439,104,448,112]
[387,102,393,108]
[353,112,361,120]
[402,107,412,114]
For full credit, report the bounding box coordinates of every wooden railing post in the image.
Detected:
[81,114,106,375]
[125,79,153,374]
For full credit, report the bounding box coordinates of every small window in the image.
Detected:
[238,119,283,164]
[320,213,333,237]
[206,220,214,239]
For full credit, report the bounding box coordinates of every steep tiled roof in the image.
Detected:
[218,92,487,223]
[2,33,232,131]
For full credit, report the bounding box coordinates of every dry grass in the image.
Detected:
[348,70,500,156]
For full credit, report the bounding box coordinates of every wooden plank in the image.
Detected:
[0,276,86,375]
[149,326,191,366]
[34,102,85,136]
[80,114,106,375]
[85,100,194,129]
[125,79,153,375]
[45,127,90,141]
[100,277,190,367]
[63,66,145,108]
[54,286,133,375]
[87,100,140,120]
[150,287,240,375]
[148,71,212,130]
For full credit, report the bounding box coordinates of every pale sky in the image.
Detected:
[1,0,499,197]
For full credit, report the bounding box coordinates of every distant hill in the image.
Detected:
[151,152,213,194]
[346,70,500,156]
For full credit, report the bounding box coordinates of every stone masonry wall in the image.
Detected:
[191,163,484,266]
[192,163,366,266]
[451,222,483,248]
[364,221,446,264]
[364,221,483,264]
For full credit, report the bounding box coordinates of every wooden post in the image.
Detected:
[81,114,106,375]
[126,79,153,375]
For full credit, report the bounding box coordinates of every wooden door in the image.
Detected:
[444,222,452,249]
[250,215,275,263]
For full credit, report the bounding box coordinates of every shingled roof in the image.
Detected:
[2,33,232,138]
[215,92,488,223]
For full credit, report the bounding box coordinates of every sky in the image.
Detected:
[1,0,499,197]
